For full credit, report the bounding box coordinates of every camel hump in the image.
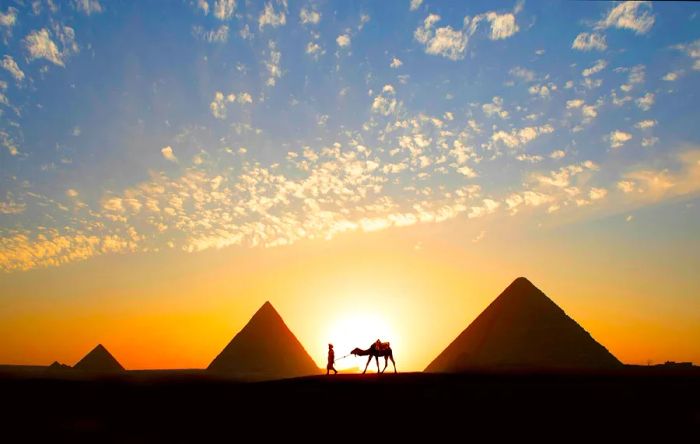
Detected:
[378,341,391,351]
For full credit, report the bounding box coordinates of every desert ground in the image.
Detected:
[2,366,698,440]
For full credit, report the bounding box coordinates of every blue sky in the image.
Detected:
[1,0,700,272]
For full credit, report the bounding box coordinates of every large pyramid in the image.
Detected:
[208,301,319,379]
[73,344,125,372]
[426,277,622,372]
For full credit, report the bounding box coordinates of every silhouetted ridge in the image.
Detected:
[207,301,319,380]
[73,344,124,372]
[425,277,622,372]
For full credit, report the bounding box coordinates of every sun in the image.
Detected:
[325,313,397,372]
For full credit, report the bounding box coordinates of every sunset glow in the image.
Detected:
[0,1,699,372]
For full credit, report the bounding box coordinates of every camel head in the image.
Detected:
[350,347,363,356]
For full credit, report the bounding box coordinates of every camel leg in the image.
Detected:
[390,354,397,373]
[375,355,381,373]
[382,356,388,373]
[363,355,372,374]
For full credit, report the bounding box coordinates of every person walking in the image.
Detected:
[327,344,338,375]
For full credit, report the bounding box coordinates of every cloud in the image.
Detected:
[484,12,519,40]
[336,34,351,48]
[414,8,519,61]
[531,161,598,189]
[410,0,423,11]
[566,99,584,109]
[161,146,178,162]
[358,14,370,31]
[24,25,79,67]
[24,29,64,66]
[608,130,632,149]
[617,180,636,193]
[636,92,655,111]
[305,41,324,59]
[197,0,209,15]
[662,71,680,82]
[210,91,235,119]
[371,84,398,116]
[390,57,403,68]
[73,0,103,15]
[550,150,566,159]
[516,154,544,163]
[457,165,478,178]
[0,194,24,214]
[265,40,282,86]
[528,84,554,98]
[1,55,24,82]
[491,125,554,149]
[472,230,486,243]
[596,1,655,34]
[66,189,79,198]
[672,39,700,71]
[641,137,658,147]
[239,24,252,40]
[509,66,535,82]
[482,96,509,119]
[589,187,608,201]
[299,7,320,25]
[572,32,607,51]
[259,2,286,30]
[505,190,554,214]
[192,25,229,43]
[214,0,236,20]
[237,92,252,104]
[635,119,657,130]
[617,64,645,92]
[619,150,700,202]
[0,230,135,272]
[0,130,19,155]
[414,14,467,61]
[582,59,607,77]
[0,7,17,28]
[468,199,500,218]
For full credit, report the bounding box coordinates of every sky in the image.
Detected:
[0,0,699,371]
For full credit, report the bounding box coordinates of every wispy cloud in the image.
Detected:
[259,2,286,30]
[73,0,103,15]
[596,1,655,35]
[1,55,24,82]
[214,0,236,21]
[572,32,607,51]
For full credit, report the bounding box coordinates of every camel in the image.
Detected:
[351,341,397,374]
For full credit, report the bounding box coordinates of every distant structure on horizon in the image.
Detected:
[73,344,125,372]
[48,361,71,370]
[207,301,319,380]
[426,277,622,372]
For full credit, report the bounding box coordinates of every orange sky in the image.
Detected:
[1,207,698,371]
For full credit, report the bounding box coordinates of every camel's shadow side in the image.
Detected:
[351,342,397,374]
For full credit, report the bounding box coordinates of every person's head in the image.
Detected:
[328,343,333,349]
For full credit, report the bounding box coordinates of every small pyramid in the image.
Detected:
[73,344,124,372]
[208,301,319,379]
[48,361,71,370]
[426,277,622,372]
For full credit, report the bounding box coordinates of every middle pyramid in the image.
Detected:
[208,301,319,380]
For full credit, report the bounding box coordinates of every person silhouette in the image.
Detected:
[327,344,337,375]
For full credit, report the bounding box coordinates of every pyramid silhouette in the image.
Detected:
[208,301,319,379]
[426,277,622,372]
[73,344,125,372]
[48,361,71,370]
